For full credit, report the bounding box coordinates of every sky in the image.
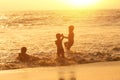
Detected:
[0,0,120,11]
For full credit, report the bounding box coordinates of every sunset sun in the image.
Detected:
[64,0,100,8]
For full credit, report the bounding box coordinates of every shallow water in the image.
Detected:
[0,26,120,60]
[0,61,120,80]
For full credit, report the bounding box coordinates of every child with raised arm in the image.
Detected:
[55,33,65,58]
[64,25,74,51]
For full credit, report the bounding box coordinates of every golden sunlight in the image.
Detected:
[64,0,100,8]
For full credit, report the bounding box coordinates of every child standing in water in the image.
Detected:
[64,25,74,51]
[55,33,65,58]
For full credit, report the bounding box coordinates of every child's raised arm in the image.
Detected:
[63,36,68,39]
[60,34,64,40]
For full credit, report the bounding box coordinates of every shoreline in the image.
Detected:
[1,52,120,70]
[0,61,120,80]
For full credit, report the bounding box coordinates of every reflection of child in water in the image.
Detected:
[64,25,74,51]
[55,33,65,58]
[17,47,30,62]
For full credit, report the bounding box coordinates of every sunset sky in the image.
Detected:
[0,0,120,11]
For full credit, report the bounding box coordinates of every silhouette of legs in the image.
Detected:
[64,42,73,51]
[64,42,68,50]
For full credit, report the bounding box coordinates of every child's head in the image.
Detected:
[56,33,61,39]
[69,25,74,32]
[21,47,27,54]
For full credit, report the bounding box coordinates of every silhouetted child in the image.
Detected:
[64,25,74,51]
[55,33,65,58]
[17,47,30,62]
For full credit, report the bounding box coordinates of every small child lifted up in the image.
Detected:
[55,33,65,58]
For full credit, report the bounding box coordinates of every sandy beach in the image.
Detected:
[0,61,120,80]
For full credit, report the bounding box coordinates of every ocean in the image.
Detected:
[0,10,120,66]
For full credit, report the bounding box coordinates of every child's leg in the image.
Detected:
[64,42,68,49]
[64,42,72,50]
[57,53,60,58]
[67,42,73,50]
[67,45,71,50]
[61,53,65,58]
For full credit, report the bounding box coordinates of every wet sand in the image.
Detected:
[0,61,120,80]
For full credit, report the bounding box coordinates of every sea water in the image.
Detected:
[0,10,120,62]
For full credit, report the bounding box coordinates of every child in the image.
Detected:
[55,33,65,58]
[17,47,30,62]
[64,25,74,51]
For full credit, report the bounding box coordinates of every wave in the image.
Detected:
[1,10,120,28]
[1,50,120,70]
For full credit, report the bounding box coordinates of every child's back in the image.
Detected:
[68,32,74,44]
[55,39,64,53]
[55,33,64,58]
